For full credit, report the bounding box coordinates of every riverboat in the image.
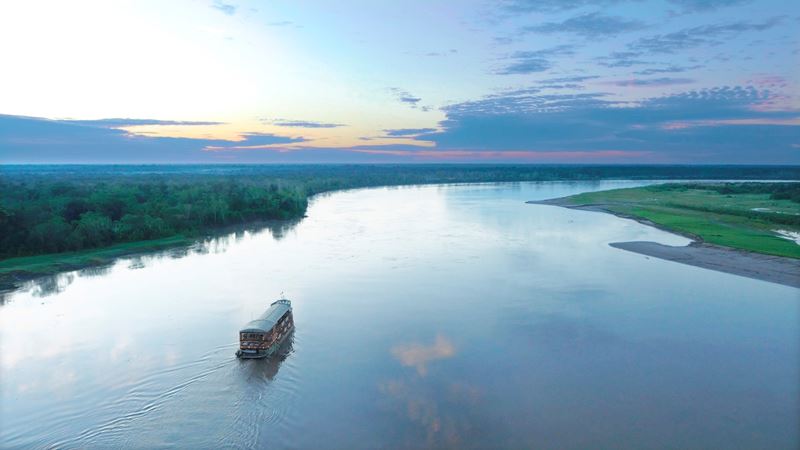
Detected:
[236,298,294,359]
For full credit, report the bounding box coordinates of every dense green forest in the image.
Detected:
[2,164,799,259]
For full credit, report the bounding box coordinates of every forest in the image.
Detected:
[652,181,800,204]
[2,164,799,259]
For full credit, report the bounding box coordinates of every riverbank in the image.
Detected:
[0,235,192,290]
[529,187,800,288]
[0,218,300,291]
[2,173,798,291]
[610,241,800,288]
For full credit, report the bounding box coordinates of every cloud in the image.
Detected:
[539,75,600,83]
[206,133,305,150]
[596,51,650,67]
[389,88,423,108]
[211,0,236,15]
[667,0,751,12]
[348,148,650,162]
[271,120,345,128]
[0,115,302,163]
[630,17,784,54]
[534,75,598,90]
[522,13,646,38]
[383,128,438,137]
[442,91,610,116]
[499,0,636,13]
[634,65,703,75]
[4,84,798,164]
[413,85,800,163]
[539,83,585,90]
[609,77,695,86]
[423,49,458,57]
[497,45,577,75]
[63,118,224,128]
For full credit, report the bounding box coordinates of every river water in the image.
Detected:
[1,181,798,449]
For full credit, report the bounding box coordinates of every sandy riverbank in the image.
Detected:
[528,198,800,289]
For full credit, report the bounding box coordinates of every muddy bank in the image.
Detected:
[528,199,800,289]
[610,241,800,288]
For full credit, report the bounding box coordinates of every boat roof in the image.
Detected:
[240,299,292,333]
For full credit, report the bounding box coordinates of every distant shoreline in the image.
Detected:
[528,198,800,289]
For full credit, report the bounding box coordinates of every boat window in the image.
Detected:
[241,333,264,340]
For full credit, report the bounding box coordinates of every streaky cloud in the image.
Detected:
[667,0,751,12]
[499,0,637,13]
[497,45,577,75]
[634,65,704,75]
[272,120,345,128]
[64,118,225,128]
[211,0,236,15]
[539,75,601,83]
[383,128,438,137]
[206,133,305,150]
[415,86,800,163]
[609,77,695,86]
[522,13,646,38]
[596,51,651,67]
[388,88,423,108]
[0,114,301,163]
[630,17,785,53]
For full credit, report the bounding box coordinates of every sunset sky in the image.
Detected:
[1,0,798,163]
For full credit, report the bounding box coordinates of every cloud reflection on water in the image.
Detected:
[391,334,456,376]
[381,335,496,448]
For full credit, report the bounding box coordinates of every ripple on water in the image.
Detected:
[217,335,299,448]
[48,346,238,448]
[47,336,301,449]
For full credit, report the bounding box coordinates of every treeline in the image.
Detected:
[2,165,799,258]
[0,180,306,256]
[654,182,800,203]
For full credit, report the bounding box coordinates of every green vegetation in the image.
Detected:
[0,235,190,277]
[1,165,799,283]
[563,182,800,258]
[0,179,307,257]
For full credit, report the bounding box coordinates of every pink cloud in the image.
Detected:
[661,118,800,129]
[352,149,651,161]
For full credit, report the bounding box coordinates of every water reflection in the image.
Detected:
[381,335,492,449]
[4,219,302,299]
[78,265,113,279]
[27,272,75,297]
[391,335,456,376]
[241,331,295,383]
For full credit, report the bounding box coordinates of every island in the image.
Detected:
[530,182,800,288]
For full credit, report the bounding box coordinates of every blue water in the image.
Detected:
[1,181,798,449]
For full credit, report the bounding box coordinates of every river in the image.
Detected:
[1,181,798,449]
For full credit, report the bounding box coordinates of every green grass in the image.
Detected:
[0,235,191,282]
[564,184,800,258]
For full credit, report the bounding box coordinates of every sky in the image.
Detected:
[0,0,798,163]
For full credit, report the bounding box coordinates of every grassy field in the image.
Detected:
[563,184,800,258]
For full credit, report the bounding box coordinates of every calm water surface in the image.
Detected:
[1,181,798,449]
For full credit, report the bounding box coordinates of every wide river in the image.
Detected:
[1,181,798,449]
